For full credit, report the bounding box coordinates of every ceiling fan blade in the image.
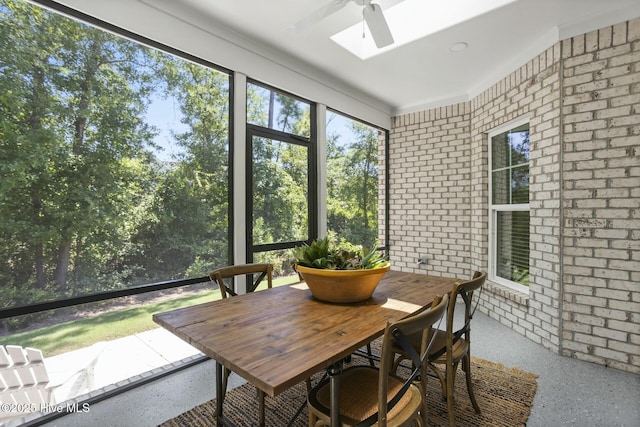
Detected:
[292,0,353,32]
[363,2,394,48]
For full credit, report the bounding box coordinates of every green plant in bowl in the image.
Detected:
[292,236,388,270]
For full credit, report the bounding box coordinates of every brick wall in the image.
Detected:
[389,104,471,277]
[560,20,640,372]
[472,43,564,354]
[387,18,639,373]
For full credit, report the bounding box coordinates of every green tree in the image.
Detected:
[0,0,157,298]
[132,57,230,277]
[0,0,235,324]
[327,121,379,248]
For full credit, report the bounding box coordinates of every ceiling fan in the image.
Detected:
[294,0,394,48]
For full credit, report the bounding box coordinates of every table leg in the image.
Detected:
[328,360,343,427]
[215,361,237,427]
[215,361,224,423]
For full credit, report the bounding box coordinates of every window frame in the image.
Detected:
[488,117,530,294]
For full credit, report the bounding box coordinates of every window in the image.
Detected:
[489,119,530,292]
[247,82,311,138]
[246,82,315,281]
[326,110,384,250]
[0,0,231,308]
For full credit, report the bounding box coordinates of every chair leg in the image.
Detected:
[463,355,481,414]
[308,407,319,427]
[392,354,404,375]
[228,370,267,426]
[428,362,446,399]
[446,362,458,427]
[419,364,429,427]
[366,343,375,367]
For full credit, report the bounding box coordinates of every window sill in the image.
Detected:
[484,280,529,307]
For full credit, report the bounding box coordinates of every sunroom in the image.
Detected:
[1,0,638,426]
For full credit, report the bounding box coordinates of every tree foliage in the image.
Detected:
[327,121,380,248]
[0,0,230,317]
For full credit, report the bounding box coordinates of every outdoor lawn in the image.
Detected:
[1,275,298,357]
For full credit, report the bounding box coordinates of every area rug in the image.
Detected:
[160,354,538,427]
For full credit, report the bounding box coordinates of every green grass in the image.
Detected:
[0,274,300,357]
[0,290,219,357]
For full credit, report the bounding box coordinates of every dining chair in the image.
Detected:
[307,293,449,427]
[391,270,487,427]
[209,262,273,298]
[208,263,273,427]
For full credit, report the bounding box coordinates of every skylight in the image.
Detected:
[331,0,517,60]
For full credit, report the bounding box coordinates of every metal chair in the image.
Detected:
[391,271,487,427]
[307,293,449,427]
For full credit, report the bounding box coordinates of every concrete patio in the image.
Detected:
[46,328,203,401]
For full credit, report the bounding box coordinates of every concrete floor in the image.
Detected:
[10,305,640,427]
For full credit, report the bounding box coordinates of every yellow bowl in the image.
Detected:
[295,264,390,303]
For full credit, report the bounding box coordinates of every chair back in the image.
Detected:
[209,263,273,298]
[445,270,486,354]
[375,293,449,425]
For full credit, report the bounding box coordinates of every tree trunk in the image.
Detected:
[28,58,47,289]
[361,156,372,231]
[32,193,45,289]
[59,37,101,289]
[54,241,72,290]
[268,91,275,129]
[34,242,45,289]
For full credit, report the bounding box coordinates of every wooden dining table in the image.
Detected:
[153,270,457,427]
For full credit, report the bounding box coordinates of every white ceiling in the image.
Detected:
[139,0,639,116]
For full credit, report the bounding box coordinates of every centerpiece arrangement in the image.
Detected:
[292,236,390,303]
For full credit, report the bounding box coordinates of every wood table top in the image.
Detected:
[153,270,457,397]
